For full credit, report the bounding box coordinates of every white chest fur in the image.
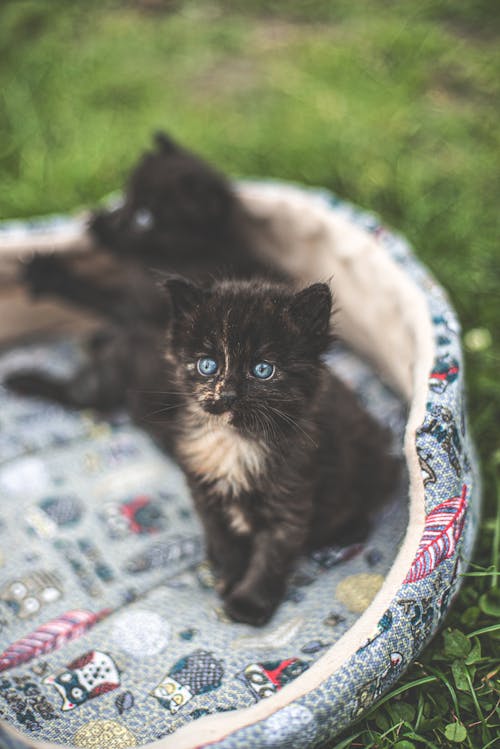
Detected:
[178,422,267,501]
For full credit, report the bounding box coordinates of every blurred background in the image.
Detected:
[1,1,499,746]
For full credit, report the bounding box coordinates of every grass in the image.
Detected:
[1,0,499,746]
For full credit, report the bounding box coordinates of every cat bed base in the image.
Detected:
[0,183,479,749]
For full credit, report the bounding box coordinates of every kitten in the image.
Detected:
[158,277,400,625]
[22,131,279,325]
[7,277,400,625]
[90,131,270,277]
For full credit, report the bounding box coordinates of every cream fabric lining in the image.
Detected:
[0,184,434,749]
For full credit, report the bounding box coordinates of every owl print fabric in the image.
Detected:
[44,650,121,712]
[0,332,407,747]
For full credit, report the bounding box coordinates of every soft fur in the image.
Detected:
[21,132,280,326]
[90,131,272,278]
[7,277,400,626]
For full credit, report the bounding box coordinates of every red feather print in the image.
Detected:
[0,609,111,672]
[67,650,96,671]
[89,681,119,699]
[404,485,467,584]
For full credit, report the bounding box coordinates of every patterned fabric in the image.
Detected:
[0,184,479,749]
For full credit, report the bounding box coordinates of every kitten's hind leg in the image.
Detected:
[5,323,167,415]
[5,370,75,405]
[5,363,120,410]
[4,326,134,411]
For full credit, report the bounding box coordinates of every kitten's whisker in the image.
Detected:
[144,403,185,419]
[267,405,318,448]
[255,409,274,444]
[253,405,286,451]
[131,389,187,396]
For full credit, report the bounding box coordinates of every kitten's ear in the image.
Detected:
[162,276,205,318]
[288,283,333,347]
[154,131,177,154]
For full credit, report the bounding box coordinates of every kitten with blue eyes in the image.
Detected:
[158,277,400,623]
[159,277,400,624]
[6,276,400,625]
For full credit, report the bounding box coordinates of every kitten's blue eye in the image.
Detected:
[251,362,275,380]
[197,357,218,376]
[133,208,154,230]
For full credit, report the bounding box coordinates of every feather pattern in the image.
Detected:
[0,609,111,672]
[404,485,467,584]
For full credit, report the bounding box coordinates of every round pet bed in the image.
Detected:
[0,182,480,749]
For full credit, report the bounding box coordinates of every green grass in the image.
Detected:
[1,1,499,746]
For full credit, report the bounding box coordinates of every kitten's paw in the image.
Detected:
[214,573,242,597]
[4,371,50,397]
[214,578,230,596]
[224,586,277,627]
[4,371,69,405]
[22,254,69,297]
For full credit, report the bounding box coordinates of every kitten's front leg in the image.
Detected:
[194,501,251,595]
[224,522,306,626]
[22,254,122,320]
[21,254,167,324]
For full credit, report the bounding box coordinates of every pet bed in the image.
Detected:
[0,182,480,749]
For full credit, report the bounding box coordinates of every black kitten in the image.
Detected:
[159,278,399,625]
[22,132,279,325]
[7,277,400,625]
[90,131,269,277]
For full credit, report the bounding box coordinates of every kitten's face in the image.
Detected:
[165,279,333,439]
[90,132,233,259]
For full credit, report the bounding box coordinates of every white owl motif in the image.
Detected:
[44,650,120,711]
